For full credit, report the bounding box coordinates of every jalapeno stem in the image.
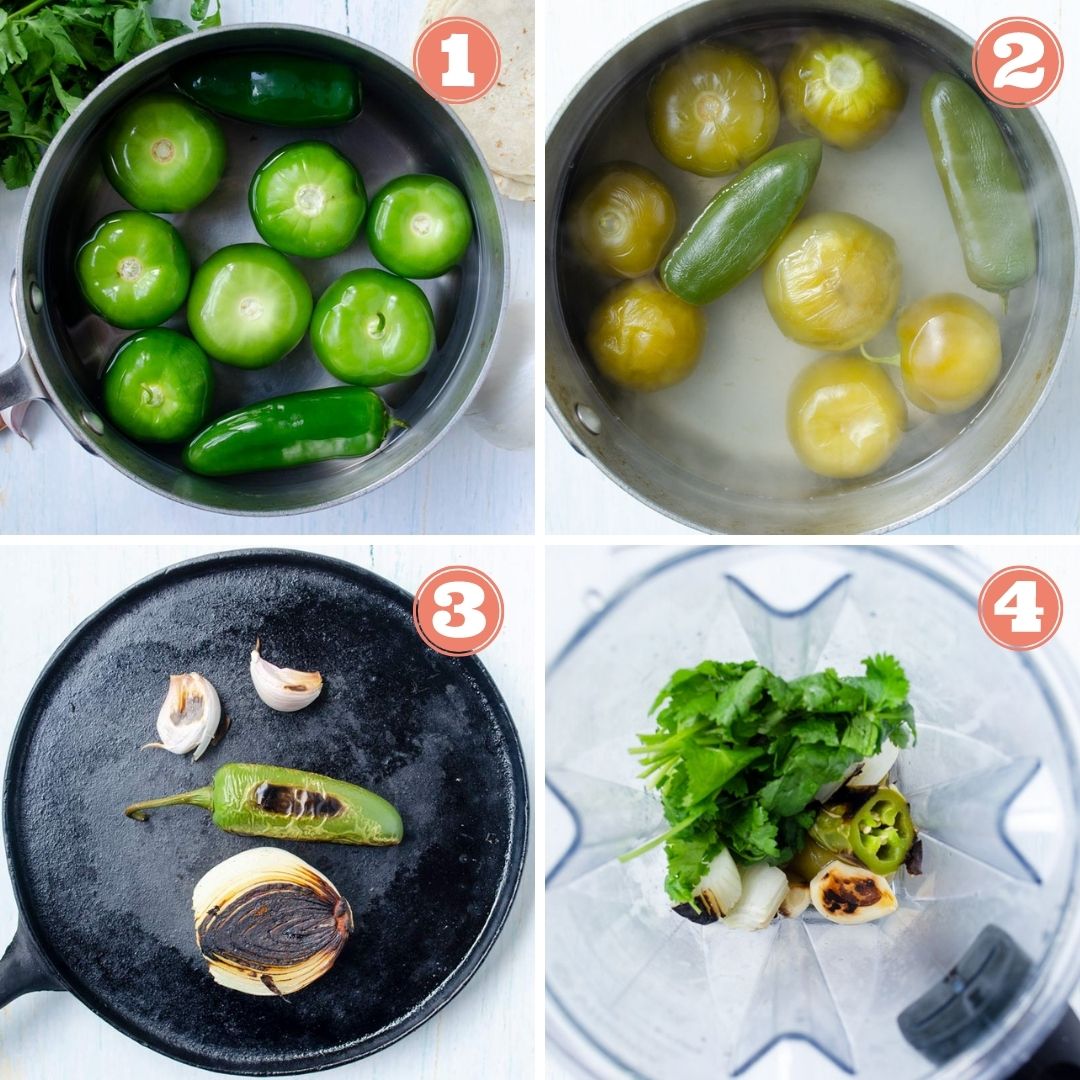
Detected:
[125,784,214,821]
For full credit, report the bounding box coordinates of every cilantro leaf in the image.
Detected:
[0,0,220,190]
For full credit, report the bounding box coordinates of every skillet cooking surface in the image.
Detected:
[3,550,528,1074]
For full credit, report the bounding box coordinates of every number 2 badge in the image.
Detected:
[973,17,1064,108]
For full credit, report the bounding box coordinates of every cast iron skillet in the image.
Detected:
[0,550,529,1074]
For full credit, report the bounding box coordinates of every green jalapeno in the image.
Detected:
[849,788,914,874]
[124,762,403,846]
[809,786,914,875]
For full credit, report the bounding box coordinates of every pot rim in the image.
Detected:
[544,0,1080,535]
[13,22,509,518]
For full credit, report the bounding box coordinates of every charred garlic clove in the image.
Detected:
[250,639,323,712]
[193,847,352,997]
[144,673,222,760]
[780,881,811,919]
[809,860,897,924]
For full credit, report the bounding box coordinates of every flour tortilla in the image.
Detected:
[421,0,534,200]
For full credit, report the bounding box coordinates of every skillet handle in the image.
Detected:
[0,920,62,1007]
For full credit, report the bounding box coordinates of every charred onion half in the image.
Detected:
[193,847,353,996]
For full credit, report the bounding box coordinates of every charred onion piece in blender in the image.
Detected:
[124,762,403,846]
[193,847,352,996]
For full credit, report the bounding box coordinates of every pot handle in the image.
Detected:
[0,920,62,1008]
[2,271,45,427]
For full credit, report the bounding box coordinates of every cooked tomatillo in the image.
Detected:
[103,329,213,442]
[896,292,1002,414]
[763,211,901,350]
[647,44,779,176]
[249,141,367,258]
[187,243,313,368]
[311,268,435,385]
[365,174,473,279]
[780,33,907,150]
[76,210,190,329]
[586,278,705,391]
[571,162,676,278]
[103,92,226,212]
[787,355,906,478]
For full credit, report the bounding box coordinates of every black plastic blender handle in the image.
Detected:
[898,925,1080,1077]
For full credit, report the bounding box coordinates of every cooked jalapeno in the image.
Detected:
[808,786,914,875]
[922,74,1036,295]
[124,762,403,846]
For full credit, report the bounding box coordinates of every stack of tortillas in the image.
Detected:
[420,0,534,201]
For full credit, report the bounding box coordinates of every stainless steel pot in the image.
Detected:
[0,24,507,516]
[545,0,1078,534]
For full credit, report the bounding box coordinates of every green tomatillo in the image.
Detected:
[187,243,313,368]
[249,140,367,258]
[365,174,472,278]
[310,268,435,385]
[102,328,214,443]
[76,210,191,329]
[103,92,226,213]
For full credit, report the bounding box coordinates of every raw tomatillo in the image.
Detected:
[103,93,226,212]
[187,244,313,368]
[76,210,190,329]
[365,174,473,279]
[103,329,214,442]
[311,268,435,385]
[249,141,367,258]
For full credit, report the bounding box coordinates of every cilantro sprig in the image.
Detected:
[0,0,222,190]
[625,654,916,905]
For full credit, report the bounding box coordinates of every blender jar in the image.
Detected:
[546,547,1080,1079]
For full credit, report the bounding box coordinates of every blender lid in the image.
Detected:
[546,547,1080,1080]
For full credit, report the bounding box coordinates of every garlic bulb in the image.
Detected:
[250,640,323,712]
[144,673,222,760]
[809,860,897,924]
[193,847,352,996]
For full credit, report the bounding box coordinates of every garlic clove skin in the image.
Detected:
[148,673,222,759]
[193,847,352,996]
[250,640,323,712]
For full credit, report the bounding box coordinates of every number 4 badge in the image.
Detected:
[979,566,1063,650]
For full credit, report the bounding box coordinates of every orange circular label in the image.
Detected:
[978,566,1063,651]
[973,17,1064,108]
[413,565,504,657]
[413,17,501,105]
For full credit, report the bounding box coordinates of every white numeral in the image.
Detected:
[994,580,1044,633]
[994,31,1046,89]
[432,580,487,638]
[441,33,475,88]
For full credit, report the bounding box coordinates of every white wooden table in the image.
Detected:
[0,541,534,1079]
[0,0,534,536]
[545,0,1080,536]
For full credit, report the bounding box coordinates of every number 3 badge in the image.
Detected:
[973,17,1064,108]
[413,566,505,657]
[979,566,1063,650]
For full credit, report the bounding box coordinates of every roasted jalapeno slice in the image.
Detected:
[809,786,915,875]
